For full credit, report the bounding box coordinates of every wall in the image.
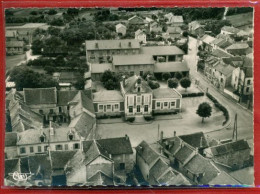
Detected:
[153,98,181,113]
[114,64,154,75]
[5,146,18,159]
[94,101,124,118]
[67,165,87,186]
[231,68,240,90]
[112,153,135,173]
[136,153,150,181]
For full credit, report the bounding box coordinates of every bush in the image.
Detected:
[182,92,204,98]
[162,72,171,81]
[144,116,154,121]
[126,117,135,123]
[206,92,229,126]
[168,78,179,89]
[148,80,160,89]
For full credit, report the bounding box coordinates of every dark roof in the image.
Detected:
[153,88,181,99]
[149,158,169,181]
[6,41,24,47]
[86,39,140,51]
[179,132,209,149]
[122,75,152,94]
[79,91,95,114]
[5,132,17,147]
[210,139,250,157]
[28,154,52,180]
[174,145,194,164]
[243,66,253,78]
[5,158,19,177]
[69,112,96,138]
[50,151,77,169]
[184,154,219,184]
[57,90,78,106]
[24,87,57,105]
[96,135,133,155]
[154,61,189,73]
[211,49,233,58]
[141,46,185,55]
[136,141,159,166]
[113,54,154,66]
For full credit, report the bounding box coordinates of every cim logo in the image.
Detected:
[9,171,34,181]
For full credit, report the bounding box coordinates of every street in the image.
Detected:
[185,36,253,141]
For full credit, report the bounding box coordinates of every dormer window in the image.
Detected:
[40,134,45,143]
[68,133,74,141]
[137,87,141,93]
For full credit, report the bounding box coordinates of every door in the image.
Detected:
[140,71,143,76]
[104,105,106,112]
[137,105,141,113]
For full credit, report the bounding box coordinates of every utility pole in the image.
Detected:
[232,113,238,141]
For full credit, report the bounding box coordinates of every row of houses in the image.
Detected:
[86,39,189,81]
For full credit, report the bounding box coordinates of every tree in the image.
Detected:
[174,72,183,80]
[74,76,86,90]
[180,77,191,91]
[30,11,38,15]
[182,31,189,37]
[49,18,64,26]
[48,9,57,15]
[47,26,61,36]
[168,78,179,89]
[162,72,171,81]
[44,66,56,75]
[148,80,160,89]
[31,39,44,55]
[101,70,119,90]
[67,8,79,16]
[196,102,212,123]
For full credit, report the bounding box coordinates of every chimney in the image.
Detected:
[109,154,112,159]
[95,42,98,48]
[125,134,129,140]
[128,42,132,47]
[174,131,176,137]
[49,121,54,136]
[200,137,203,148]
[195,147,199,154]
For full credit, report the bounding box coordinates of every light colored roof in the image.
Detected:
[201,35,216,45]
[17,127,80,145]
[169,16,184,23]
[226,43,249,50]
[167,26,182,34]
[123,75,152,94]
[91,63,113,73]
[86,39,140,50]
[211,49,233,58]
[141,46,185,55]
[208,171,240,185]
[153,88,181,99]
[93,90,124,102]
[145,17,154,23]
[154,61,189,73]
[115,23,126,30]
[215,64,235,76]
[6,23,49,30]
[135,29,145,36]
[221,26,240,34]
[113,54,154,66]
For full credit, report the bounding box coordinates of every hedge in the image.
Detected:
[206,93,229,126]
[126,117,135,123]
[182,92,204,98]
[144,115,154,121]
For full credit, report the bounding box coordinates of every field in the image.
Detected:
[226,12,253,29]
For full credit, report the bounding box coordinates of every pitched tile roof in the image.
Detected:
[6,41,24,48]
[211,49,233,58]
[69,112,96,138]
[167,27,182,34]
[86,39,140,50]
[210,139,250,157]
[221,26,240,34]
[136,141,160,166]
[226,43,249,50]
[24,87,57,105]
[149,158,169,181]
[208,171,240,185]
[184,154,220,184]
[169,16,184,23]
[113,54,154,66]
[122,75,152,94]
[57,90,78,106]
[96,135,133,155]
[154,61,189,73]
[128,15,145,24]
[179,132,209,149]
[91,63,113,73]
[153,88,181,99]
[93,90,124,102]
[215,64,235,76]
[162,172,190,185]
[135,29,145,36]
[201,35,215,45]
[141,46,185,55]
[116,23,126,30]
[50,151,77,169]
[87,171,114,186]
[5,132,17,147]
[174,144,194,164]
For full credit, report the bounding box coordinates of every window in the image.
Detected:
[65,144,69,150]
[55,145,63,151]
[246,87,250,93]
[20,147,26,154]
[164,102,168,107]
[157,102,160,107]
[68,134,74,140]
[44,146,48,152]
[137,96,141,103]
[74,143,80,150]
[144,105,148,112]
[30,147,34,153]
[59,107,62,113]
[114,104,119,109]
[247,80,251,85]
[38,146,42,153]
[119,163,125,170]
[171,102,175,107]
[107,105,111,110]
[40,135,45,143]
[99,105,103,111]
[137,87,141,93]
[129,106,133,113]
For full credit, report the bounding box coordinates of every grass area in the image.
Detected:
[226,12,253,28]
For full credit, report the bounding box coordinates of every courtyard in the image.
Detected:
[96,96,226,147]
